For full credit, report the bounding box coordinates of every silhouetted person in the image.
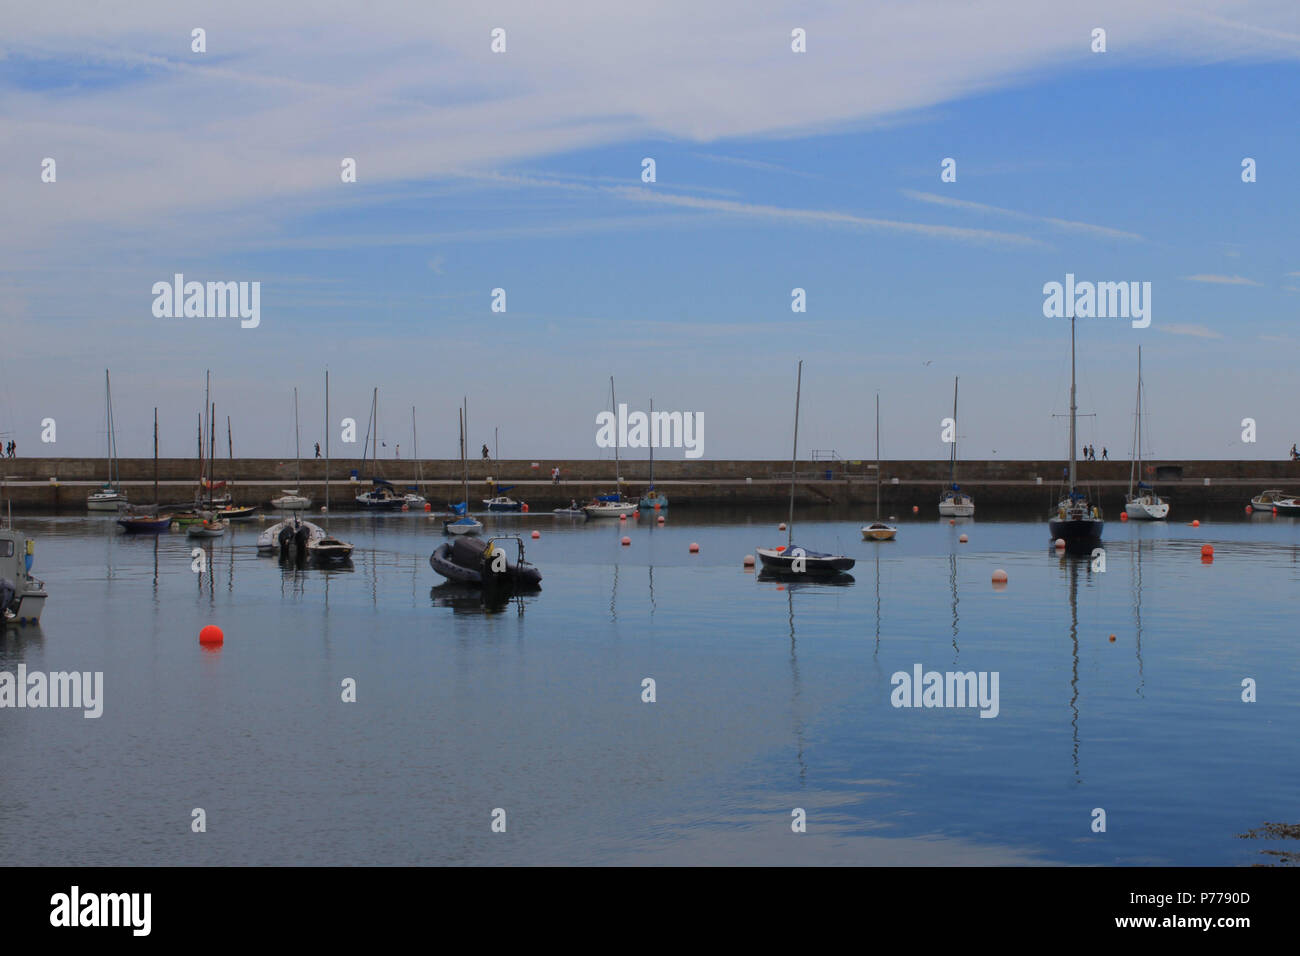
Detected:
[1102,447,1108,460]
[481,444,490,460]
[314,442,321,458]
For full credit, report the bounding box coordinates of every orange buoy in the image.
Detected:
[689,542,699,553]
[1274,507,1279,515]
[776,545,786,553]
[657,515,665,524]
[1201,544,1214,557]
[1191,519,1200,527]
[778,522,786,531]
[958,534,968,543]
[619,514,627,522]
[320,506,328,514]
[1245,505,1253,514]
[621,536,631,546]
[743,554,755,567]
[401,504,410,512]
[199,625,224,646]
[1109,634,1116,642]
[654,503,660,511]
[522,503,529,513]
[948,519,955,526]
[912,505,919,514]
[531,530,540,539]
[1054,538,1066,550]
[424,502,432,512]
[992,569,1008,583]
[1120,512,1128,522]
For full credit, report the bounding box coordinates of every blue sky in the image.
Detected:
[1,1,1297,461]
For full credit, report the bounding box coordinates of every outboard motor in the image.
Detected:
[293,523,310,553]
[277,524,297,561]
[0,577,15,618]
[480,541,514,603]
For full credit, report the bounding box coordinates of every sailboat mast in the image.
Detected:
[325,370,330,522]
[461,400,470,505]
[203,370,211,507]
[153,407,158,505]
[412,406,420,487]
[788,360,802,548]
[875,392,881,520]
[1069,315,1077,491]
[293,387,301,487]
[950,377,959,485]
[611,376,620,496]
[104,370,117,489]
[227,415,232,488]
[648,397,654,490]
[209,403,216,510]
[1136,346,1143,487]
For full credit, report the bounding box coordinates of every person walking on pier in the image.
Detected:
[481,444,490,461]
[314,442,321,459]
[1102,447,1108,460]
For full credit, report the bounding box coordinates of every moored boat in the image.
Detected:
[186,517,228,538]
[429,535,541,590]
[1049,313,1103,549]
[0,520,48,624]
[483,495,524,512]
[583,497,638,518]
[937,377,975,518]
[760,361,854,576]
[118,513,173,533]
[1124,347,1169,521]
[1251,490,1294,512]
[861,392,897,541]
[271,490,312,511]
[216,504,259,521]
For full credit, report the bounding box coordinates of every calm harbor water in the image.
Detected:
[1,507,1297,866]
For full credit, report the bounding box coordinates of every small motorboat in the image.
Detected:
[1251,490,1293,512]
[429,535,541,591]
[118,513,173,534]
[306,533,354,564]
[638,489,668,511]
[257,517,324,552]
[170,510,208,526]
[1,524,48,624]
[483,496,524,512]
[186,517,228,538]
[87,486,128,512]
[756,545,855,576]
[553,503,585,516]
[217,504,259,522]
[402,492,427,507]
[271,490,312,511]
[861,521,897,542]
[444,515,484,536]
[1274,496,1300,515]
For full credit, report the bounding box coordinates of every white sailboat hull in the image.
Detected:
[583,501,638,518]
[1124,498,1169,520]
[938,499,975,517]
[87,493,128,512]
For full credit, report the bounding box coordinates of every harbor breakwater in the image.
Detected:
[2,458,1297,513]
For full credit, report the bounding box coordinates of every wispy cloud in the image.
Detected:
[693,153,821,179]
[901,190,1144,240]
[1159,323,1222,338]
[609,187,1043,246]
[1180,274,1263,286]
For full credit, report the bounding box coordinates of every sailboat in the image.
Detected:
[585,376,638,518]
[445,401,483,535]
[1124,347,1169,520]
[938,376,975,517]
[271,387,312,511]
[403,406,427,507]
[216,416,258,521]
[638,397,669,511]
[757,361,855,575]
[862,393,897,541]
[307,369,354,563]
[118,407,174,533]
[87,370,129,511]
[356,388,404,510]
[1049,313,1104,548]
[188,379,228,538]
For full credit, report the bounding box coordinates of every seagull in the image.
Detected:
[923,360,932,366]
